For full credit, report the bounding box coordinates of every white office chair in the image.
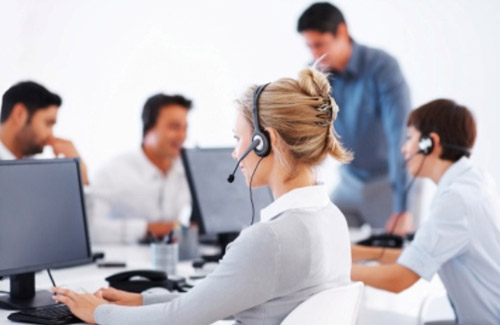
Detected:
[418,290,456,325]
[281,282,364,325]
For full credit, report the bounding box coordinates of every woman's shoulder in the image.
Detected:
[231,222,279,251]
[239,222,278,242]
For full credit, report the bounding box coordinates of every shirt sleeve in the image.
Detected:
[375,55,411,213]
[141,291,181,305]
[94,224,279,324]
[397,190,470,280]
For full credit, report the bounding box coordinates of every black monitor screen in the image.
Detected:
[182,148,274,235]
[0,159,91,276]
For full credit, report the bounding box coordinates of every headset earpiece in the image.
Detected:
[226,83,271,183]
[252,133,269,157]
[252,83,271,157]
[418,135,434,156]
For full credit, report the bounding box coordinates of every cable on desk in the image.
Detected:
[47,269,57,287]
[376,155,427,261]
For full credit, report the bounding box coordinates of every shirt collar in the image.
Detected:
[0,139,16,160]
[260,185,330,223]
[438,156,473,189]
[138,147,183,179]
[342,40,361,77]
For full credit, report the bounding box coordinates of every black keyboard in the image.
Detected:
[8,303,81,324]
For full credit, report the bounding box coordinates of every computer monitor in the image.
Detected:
[0,159,92,310]
[181,148,274,251]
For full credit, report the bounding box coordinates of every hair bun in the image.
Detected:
[298,68,339,123]
[236,67,352,168]
[298,68,331,98]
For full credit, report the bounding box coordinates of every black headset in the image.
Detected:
[227,83,271,183]
[251,83,271,157]
[418,135,471,156]
[418,135,434,155]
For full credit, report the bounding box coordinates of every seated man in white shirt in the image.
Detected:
[91,94,192,244]
[0,81,89,184]
[351,99,500,324]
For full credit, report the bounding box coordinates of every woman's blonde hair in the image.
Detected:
[237,68,352,176]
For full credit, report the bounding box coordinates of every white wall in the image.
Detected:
[1,0,499,189]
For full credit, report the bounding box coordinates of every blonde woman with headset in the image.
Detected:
[53,68,353,325]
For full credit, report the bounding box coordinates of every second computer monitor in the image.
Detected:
[181,147,274,236]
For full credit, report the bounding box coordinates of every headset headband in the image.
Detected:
[252,83,270,133]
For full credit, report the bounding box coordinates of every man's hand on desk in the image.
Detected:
[95,287,142,306]
[52,287,106,324]
[147,221,176,238]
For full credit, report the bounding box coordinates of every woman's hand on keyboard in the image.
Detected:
[95,287,143,306]
[52,287,107,324]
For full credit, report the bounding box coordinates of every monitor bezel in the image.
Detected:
[181,147,273,236]
[0,158,93,277]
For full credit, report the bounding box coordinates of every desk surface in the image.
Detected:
[0,244,454,325]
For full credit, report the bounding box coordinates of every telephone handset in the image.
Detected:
[105,269,171,293]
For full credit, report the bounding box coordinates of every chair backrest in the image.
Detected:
[281,282,364,325]
[418,290,456,325]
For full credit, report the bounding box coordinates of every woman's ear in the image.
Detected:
[265,127,280,149]
[429,132,441,156]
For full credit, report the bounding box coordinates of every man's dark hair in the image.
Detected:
[142,94,192,137]
[1,81,62,123]
[408,99,476,162]
[297,2,346,35]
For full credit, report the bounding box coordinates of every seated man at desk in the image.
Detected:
[351,99,500,324]
[0,81,89,184]
[53,68,353,324]
[91,94,192,244]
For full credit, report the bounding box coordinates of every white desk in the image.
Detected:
[0,245,454,324]
[0,245,216,325]
[350,228,455,324]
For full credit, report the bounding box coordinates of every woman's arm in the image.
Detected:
[351,244,403,264]
[351,263,420,293]
[55,224,280,324]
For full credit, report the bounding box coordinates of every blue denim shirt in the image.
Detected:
[329,41,411,213]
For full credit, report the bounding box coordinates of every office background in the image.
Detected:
[1,0,499,209]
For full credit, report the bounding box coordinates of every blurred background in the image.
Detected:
[1,0,499,212]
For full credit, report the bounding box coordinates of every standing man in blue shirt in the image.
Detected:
[298,3,412,233]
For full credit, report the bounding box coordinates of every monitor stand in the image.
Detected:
[201,232,239,262]
[0,272,57,310]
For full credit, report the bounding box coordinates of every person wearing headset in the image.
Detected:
[90,94,192,244]
[351,99,500,324]
[52,68,353,324]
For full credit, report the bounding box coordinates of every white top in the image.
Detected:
[94,185,352,325]
[0,139,16,160]
[89,149,191,244]
[398,157,500,324]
